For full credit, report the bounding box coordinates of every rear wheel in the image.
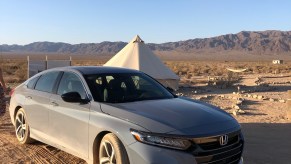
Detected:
[99,133,129,164]
[15,108,34,144]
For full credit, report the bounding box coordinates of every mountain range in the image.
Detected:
[1,30,291,56]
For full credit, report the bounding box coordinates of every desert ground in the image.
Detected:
[0,58,291,163]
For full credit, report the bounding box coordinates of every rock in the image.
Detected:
[176,93,184,96]
[269,98,275,102]
[262,97,269,100]
[233,92,237,95]
[234,105,240,110]
[236,100,243,105]
[257,95,264,99]
[252,95,258,99]
[232,110,238,116]
[203,95,209,99]
[220,95,225,98]
[247,94,252,98]
[237,97,244,101]
[238,109,246,114]
[195,97,202,100]
[219,106,224,110]
[279,99,286,103]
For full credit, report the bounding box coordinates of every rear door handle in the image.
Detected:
[50,101,59,106]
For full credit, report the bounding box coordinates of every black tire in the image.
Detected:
[99,133,129,164]
[15,108,34,144]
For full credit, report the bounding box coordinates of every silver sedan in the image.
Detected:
[9,66,244,164]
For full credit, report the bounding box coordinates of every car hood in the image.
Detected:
[100,97,240,136]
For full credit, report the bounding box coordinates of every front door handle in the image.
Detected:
[50,101,59,106]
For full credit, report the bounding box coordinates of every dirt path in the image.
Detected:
[0,106,86,164]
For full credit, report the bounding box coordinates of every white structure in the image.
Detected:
[272,60,283,64]
[27,56,71,78]
[104,35,180,90]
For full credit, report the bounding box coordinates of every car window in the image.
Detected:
[27,76,40,89]
[85,73,174,103]
[57,72,87,99]
[34,71,60,93]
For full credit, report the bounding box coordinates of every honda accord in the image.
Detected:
[9,66,244,164]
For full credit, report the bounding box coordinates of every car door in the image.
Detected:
[49,71,90,158]
[24,71,61,136]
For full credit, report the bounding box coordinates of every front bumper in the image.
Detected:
[127,141,244,164]
[127,141,197,164]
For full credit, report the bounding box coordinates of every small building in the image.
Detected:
[272,60,283,64]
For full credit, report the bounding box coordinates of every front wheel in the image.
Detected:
[99,133,129,164]
[15,108,34,144]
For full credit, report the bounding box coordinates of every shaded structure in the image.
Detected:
[104,35,180,90]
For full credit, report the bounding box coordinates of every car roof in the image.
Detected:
[49,66,141,75]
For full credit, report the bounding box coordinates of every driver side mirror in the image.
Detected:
[61,92,89,104]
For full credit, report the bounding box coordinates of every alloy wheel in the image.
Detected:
[15,111,26,142]
[100,140,116,164]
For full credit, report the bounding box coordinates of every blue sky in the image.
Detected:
[0,0,291,45]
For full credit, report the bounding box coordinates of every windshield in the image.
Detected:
[84,73,174,103]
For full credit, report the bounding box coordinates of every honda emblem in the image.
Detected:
[220,135,228,146]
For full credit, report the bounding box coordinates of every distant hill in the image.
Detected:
[1,30,291,56]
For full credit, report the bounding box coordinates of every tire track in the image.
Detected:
[0,123,14,132]
[26,143,69,164]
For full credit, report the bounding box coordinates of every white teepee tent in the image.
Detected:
[104,35,180,90]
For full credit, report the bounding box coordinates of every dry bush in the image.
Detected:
[72,60,105,66]
[1,59,27,84]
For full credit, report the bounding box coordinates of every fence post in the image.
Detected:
[287,90,291,119]
[27,56,29,79]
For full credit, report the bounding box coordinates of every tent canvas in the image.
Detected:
[104,35,180,90]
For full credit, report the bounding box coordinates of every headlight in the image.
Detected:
[130,130,191,150]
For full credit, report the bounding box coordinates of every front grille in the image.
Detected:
[190,130,244,164]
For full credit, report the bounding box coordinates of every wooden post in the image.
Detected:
[27,56,29,79]
[69,56,72,66]
[287,90,291,119]
[45,55,48,70]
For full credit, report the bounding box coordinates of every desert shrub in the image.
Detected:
[185,71,192,79]
[2,60,27,83]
